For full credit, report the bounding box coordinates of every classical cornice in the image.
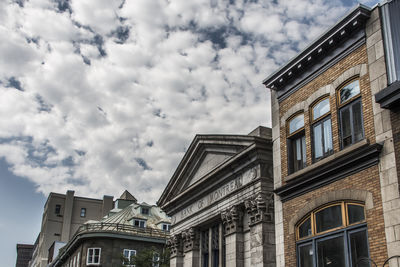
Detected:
[263,5,371,100]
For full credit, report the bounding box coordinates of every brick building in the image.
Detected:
[264,2,400,267]
[16,244,34,267]
[158,126,275,267]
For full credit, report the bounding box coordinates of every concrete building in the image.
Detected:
[29,190,114,267]
[263,1,400,267]
[158,126,275,267]
[49,192,170,267]
[16,244,34,267]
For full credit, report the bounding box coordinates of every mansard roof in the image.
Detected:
[157,127,272,211]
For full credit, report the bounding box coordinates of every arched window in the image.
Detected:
[338,79,364,148]
[311,97,333,162]
[287,113,306,173]
[296,201,370,267]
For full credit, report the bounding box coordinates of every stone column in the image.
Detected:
[168,234,184,267]
[182,228,200,267]
[221,205,244,267]
[245,193,276,267]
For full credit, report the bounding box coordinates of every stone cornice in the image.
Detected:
[275,141,382,202]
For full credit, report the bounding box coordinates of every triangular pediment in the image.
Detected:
[158,134,259,206]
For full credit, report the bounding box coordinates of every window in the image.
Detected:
[311,97,333,162]
[162,223,171,231]
[153,252,160,267]
[296,202,369,267]
[123,249,136,267]
[288,113,306,173]
[141,207,149,215]
[80,208,86,217]
[55,204,61,215]
[133,219,146,228]
[87,248,101,265]
[338,79,364,148]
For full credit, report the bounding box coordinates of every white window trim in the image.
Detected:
[123,249,136,267]
[87,247,101,265]
[133,219,146,228]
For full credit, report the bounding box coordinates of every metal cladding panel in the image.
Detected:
[382,0,400,83]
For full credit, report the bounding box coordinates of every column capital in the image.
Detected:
[221,204,243,235]
[245,192,274,226]
[181,227,200,252]
[167,234,183,258]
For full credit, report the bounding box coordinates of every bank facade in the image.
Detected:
[264,2,400,267]
[158,127,275,267]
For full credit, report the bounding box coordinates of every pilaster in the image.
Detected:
[221,205,244,267]
[168,234,184,267]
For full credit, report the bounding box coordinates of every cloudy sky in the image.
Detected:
[0,0,380,265]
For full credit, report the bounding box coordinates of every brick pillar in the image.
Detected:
[245,193,276,267]
[221,205,244,267]
[182,228,200,267]
[168,234,184,267]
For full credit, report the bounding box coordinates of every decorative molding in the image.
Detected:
[288,189,374,234]
[275,142,382,202]
[245,192,274,226]
[331,63,368,90]
[181,228,199,252]
[221,205,243,235]
[167,234,183,258]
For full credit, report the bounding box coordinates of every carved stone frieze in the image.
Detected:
[245,192,274,226]
[221,204,243,235]
[181,227,200,252]
[167,234,183,258]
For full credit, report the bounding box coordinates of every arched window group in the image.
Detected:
[287,78,364,174]
[296,201,369,267]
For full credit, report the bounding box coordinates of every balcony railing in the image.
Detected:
[75,222,170,239]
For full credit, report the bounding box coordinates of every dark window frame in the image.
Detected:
[337,79,365,149]
[287,112,307,174]
[80,208,86,218]
[55,204,61,215]
[296,202,370,267]
[311,97,333,162]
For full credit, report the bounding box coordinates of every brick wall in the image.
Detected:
[279,44,376,180]
[282,166,387,266]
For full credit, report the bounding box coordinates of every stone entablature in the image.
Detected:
[158,127,275,267]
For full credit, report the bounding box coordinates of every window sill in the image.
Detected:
[285,139,369,182]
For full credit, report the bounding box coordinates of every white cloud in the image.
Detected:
[0,0,370,204]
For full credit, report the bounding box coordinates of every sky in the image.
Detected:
[0,0,380,265]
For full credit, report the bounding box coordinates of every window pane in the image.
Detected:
[340,107,352,147]
[349,230,370,267]
[317,235,345,267]
[313,98,330,120]
[315,205,342,233]
[301,136,306,168]
[299,217,312,238]
[299,243,314,267]
[352,101,363,143]
[323,119,333,154]
[340,80,360,104]
[348,205,365,224]
[289,114,305,134]
[313,124,323,159]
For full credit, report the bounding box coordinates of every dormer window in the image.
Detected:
[338,79,364,148]
[161,223,171,231]
[287,113,306,174]
[133,219,146,228]
[311,97,333,162]
[141,207,149,215]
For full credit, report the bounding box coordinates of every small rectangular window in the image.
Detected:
[162,224,171,231]
[133,219,146,228]
[339,97,364,148]
[55,204,61,215]
[141,207,149,215]
[87,248,101,265]
[123,249,136,267]
[153,252,160,267]
[289,133,306,173]
[80,208,86,217]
